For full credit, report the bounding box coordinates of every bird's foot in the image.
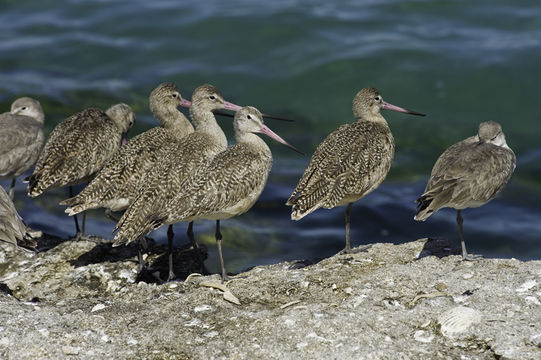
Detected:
[339,244,372,255]
[462,253,484,261]
[166,271,176,282]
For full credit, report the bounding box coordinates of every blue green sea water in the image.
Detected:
[1,0,540,274]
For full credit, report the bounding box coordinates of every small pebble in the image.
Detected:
[62,346,80,355]
[205,331,219,338]
[414,330,434,343]
[91,304,106,313]
[436,283,447,291]
[516,280,536,293]
[524,296,541,305]
[194,304,213,313]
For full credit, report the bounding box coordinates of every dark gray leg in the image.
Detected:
[81,211,86,236]
[339,203,371,255]
[187,221,205,271]
[137,236,146,272]
[457,209,483,261]
[215,220,229,282]
[167,225,175,281]
[8,178,16,200]
[187,221,196,248]
[344,202,353,252]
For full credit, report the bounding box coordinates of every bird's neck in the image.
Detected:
[155,107,193,133]
[355,112,388,126]
[191,108,227,149]
[236,132,271,156]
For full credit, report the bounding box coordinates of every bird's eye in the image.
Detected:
[374,96,381,101]
[171,93,178,98]
[209,95,216,100]
[21,106,27,110]
[247,114,252,120]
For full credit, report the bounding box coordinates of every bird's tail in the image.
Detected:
[112,195,154,247]
[288,195,321,221]
[414,195,434,221]
[26,155,64,197]
[60,194,98,216]
[26,173,44,197]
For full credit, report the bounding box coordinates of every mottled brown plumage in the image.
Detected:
[415,121,515,260]
[113,84,234,246]
[0,186,39,251]
[27,103,135,197]
[287,87,425,253]
[0,97,45,199]
[61,82,192,215]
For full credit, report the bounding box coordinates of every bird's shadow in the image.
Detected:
[417,237,461,259]
[288,238,461,271]
[69,237,148,266]
[67,236,209,284]
[33,232,68,253]
[135,243,209,283]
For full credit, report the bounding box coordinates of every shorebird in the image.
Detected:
[123,106,300,282]
[287,87,425,253]
[0,97,45,200]
[60,82,192,218]
[414,121,515,260]
[0,185,41,251]
[27,103,135,238]
[113,84,243,280]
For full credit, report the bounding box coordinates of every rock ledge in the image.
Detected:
[0,237,540,359]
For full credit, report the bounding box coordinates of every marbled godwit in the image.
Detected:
[113,84,242,280]
[0,97,45,200]
[27,103,135,238]
[0,186,40,251]
[60,82,192,218]
[125,106,300,281]
[287,87,425,253]
[414,121,515,260]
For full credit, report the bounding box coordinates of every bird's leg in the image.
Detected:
[339,203,371,255]
[187,221,206,273]
[81,211,86,236]
[457,209,483,261]
[137,236,147,273]
[215,220,229,283]
[69,186,81,238]
[167,224,176,281]
[8,178,16,200]
[344,202,352,252]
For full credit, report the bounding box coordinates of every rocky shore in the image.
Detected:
[0,235,540,359]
